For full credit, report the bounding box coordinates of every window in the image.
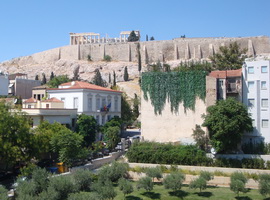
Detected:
[262,119,269,128]
[114,97,118,112]
[248,81,254,89]
[96,97,100,111]
[28,105,31,108]
[101,116,105,125]
[73,97,78,109]
[88,97,92,111]
[96,115,100,124]
[248,99,255,107]
[46,104,49,109]
[102,98,106,108]
[248,66,254,74]
[107,115,111,121]
[261,66,268,73]
[261,81,267,90]
[261,99,268,108]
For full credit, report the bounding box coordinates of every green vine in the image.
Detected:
[141,71,206,114]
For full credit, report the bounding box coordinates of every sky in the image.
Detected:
[0,0,269,62]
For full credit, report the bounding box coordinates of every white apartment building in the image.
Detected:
[0,72,8,96]
[242,57,270,143]
[47,81,122,125]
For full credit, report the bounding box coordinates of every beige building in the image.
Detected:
[22,97,77,128]
[32,85,49,100]
[141,76,216,144]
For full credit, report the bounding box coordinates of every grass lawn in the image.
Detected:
[114,183,270,200]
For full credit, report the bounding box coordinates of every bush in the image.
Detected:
[214,158,265,169]
[163,172,185,191]
[73,169,93,191]
[126,142,211,166]
[145,166,163,182]
[137,176,153,191]
[199,171,213,181]
[103,55,112,62]
[92,180,117,200]
[189,177,207,192]
[98,162,129,183]
[230,172,247,196]
[31,167,50,194]
[0,185,8,200]
[118,178,133,197]
[258,174,270,197]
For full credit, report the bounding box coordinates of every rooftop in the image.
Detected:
[48,81,122,93]
[209,68,242,79]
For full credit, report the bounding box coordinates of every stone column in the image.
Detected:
[94,36,96,43]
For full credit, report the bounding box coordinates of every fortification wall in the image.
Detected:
[140,76,216,143]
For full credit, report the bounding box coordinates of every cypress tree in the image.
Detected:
[35,75,39,80]
[41,73,47,85]
[109,73,111,84]
[113,71,116,87]
[124,66,129,81]
[92,69,107,87]
[50,72,55,81]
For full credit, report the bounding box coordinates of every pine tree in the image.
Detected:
[128,31,139,42]
[113,71,116,87]
[41,73,47,85]
[124,66,129,81]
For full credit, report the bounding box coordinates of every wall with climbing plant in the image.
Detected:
[141,71,207,114]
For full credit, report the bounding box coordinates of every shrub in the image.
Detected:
[0,185,8,200]
[73,169,93,191]
[31,167,50,194]
[92,180,117,200]
[199,171,213,181]
[163,172,185,191]
[98,162,129,183]
[258,174,270,197]
[137,176,153,191]
[126,142,211,166]
[189,177,207,192]
[118,178,133,198]
[230,172,247,196]
[103,55,112,62]
[145,166,163,182]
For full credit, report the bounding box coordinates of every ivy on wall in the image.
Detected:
[141,71,207,114]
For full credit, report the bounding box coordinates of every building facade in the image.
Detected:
[47,81,122,125]
[0,72,8,96]
[242,57,270,143]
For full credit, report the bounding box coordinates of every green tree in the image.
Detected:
[189,177,207,193]
[98,162,129,183]
[132,93,140,120]
[163,172,185,191]
[137,176,153,191]
[92,180,117,200]
[202,98,253,153]
[259,174,270,197]
[104,126,120,151]
[150,36,155,41]
[192,125,209,152]
[50,72,55,81]
[68,192,101,200]
[210,42,247,70]
[108,73,111,84]
[0,185,8,200]
[121,93,133,123]
[47,75,70,88]
[118,178,133,199]
[35,75,39,80]
[113,70,116,86]
[102,116,121,133]
[73,169,93,192]
[199,171,213,181]
[92,69,107,87]
[230,172,247,196]
[0,103,34,169]
[145,166,163,182]
[50,129,88,166]
[41,73,47,85]
[128,30,139,42]
[124,66,129,81]
[75,114,99,147]
[31,167,50,194]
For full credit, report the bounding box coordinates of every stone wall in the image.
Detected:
[140,76,216,144]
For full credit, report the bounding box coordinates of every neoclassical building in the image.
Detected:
[47,81,122,125]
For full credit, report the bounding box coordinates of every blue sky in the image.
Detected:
[0,0,269,62]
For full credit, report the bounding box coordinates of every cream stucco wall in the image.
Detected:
[141,76,216,144]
